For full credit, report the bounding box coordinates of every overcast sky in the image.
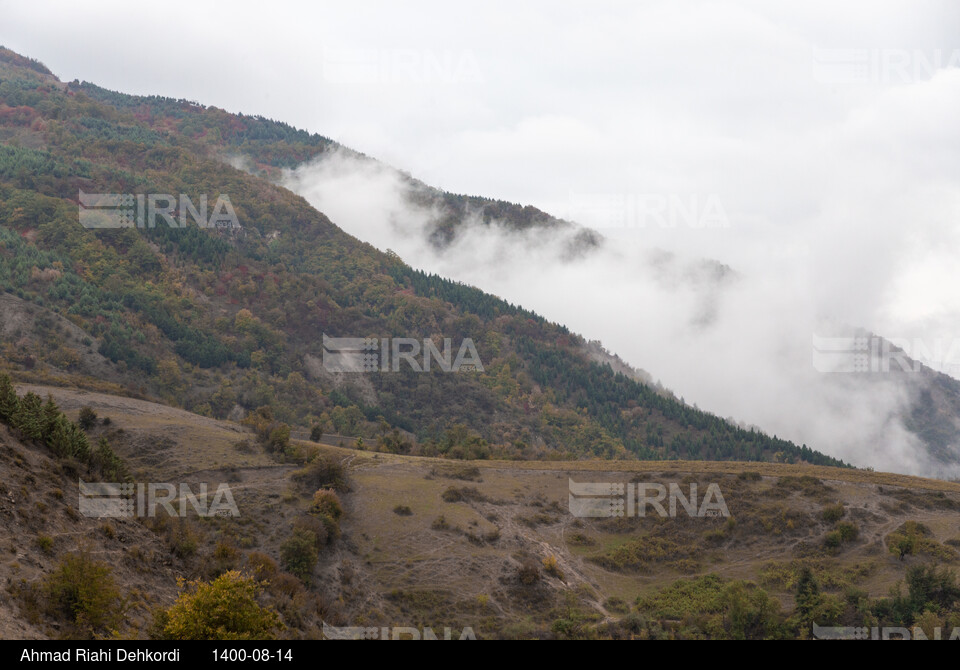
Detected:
[3,1,959,473]
[2,2,956,204]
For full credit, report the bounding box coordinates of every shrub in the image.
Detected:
[43,551,123,635]
[519,513,556,528]
[518,556,541,585]
[266,424,291,454]
[211,541,240,572]
[821,504,845,523]
[245,552,278,581]
[393,505,413,516]
[310,489,343,521]
[292,456,346,492]
[36,535,54,555]
[233,439,256,454]
[835,521,859,542]
[441,487,464,502]
[170,520,199,558]
[886,521,955,561]
[160,571,281,640]
[431,465,482,481]
[314,513,341,543]
[280,530,318,582]
[77,406,98,430]
[637,574,762,633]
[718,581,784,639]
[271,573,303,599]
[542,555,564,580]
[441,486,485,503]
[567,532,596,546]
[605,597,629,615]
[592,535,698,572]
[292,515,330,547]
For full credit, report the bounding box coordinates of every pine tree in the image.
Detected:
[0,374,19,424]
[93,437,124,481]
[794,567,821,624]
[67,423,91,461]
[47,415,72,458]
[13,391,44,442]
[41,394,61,442]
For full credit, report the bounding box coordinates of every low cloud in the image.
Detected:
[283,114,960,478]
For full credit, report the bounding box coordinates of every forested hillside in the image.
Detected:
[0,46,843,466]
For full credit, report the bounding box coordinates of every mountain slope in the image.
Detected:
[71,77,599,253]
[0,46,841,467]
[841,332,960,473]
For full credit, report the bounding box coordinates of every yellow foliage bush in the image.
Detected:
[160,571,281,640]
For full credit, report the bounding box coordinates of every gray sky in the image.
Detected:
[2,1,956,203]
[3,0,960,473]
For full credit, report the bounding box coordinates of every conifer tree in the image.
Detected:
[794,567,821,624]
[13,391,44,442]
[47,414,72,458]
[93,437,124,481]
[0,374,19,424]
[68,423,91,461]
[41,394,61,442]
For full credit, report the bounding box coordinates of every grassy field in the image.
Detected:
[6,385,960,639]
[304,441,960,492]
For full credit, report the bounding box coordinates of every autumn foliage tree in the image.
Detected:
[159,571,281,640]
